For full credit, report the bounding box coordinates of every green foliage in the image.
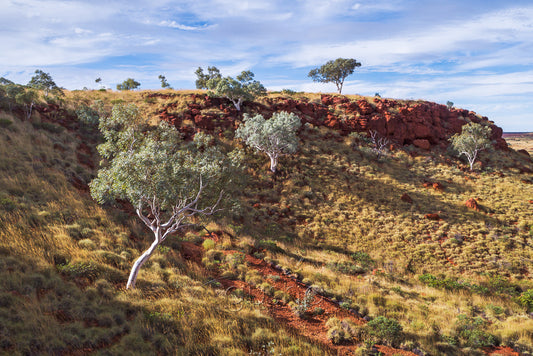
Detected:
[446,101,454,109]
[449,122,492,171]
[235,111,301,172]
[366,316,403,346]
[351,251,375,269]
[291,288,315,318]
[158,75,172,89]
[15,88,39,121]
[116,78,141,91]
[90,103,241,288]
[454,314,497,348]
[195,66,221,89]
[519,289,533,311]
[308,58,361,94]
[0,118,13,128]
[196,67,266,110]
[202,239,216,250]
[76,100,105,125]
[419,273,468,291]
[27,69,62,97]
[57,261,102,281]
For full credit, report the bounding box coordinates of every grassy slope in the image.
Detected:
[0,90,532,355]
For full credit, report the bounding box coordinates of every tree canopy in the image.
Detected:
[90,104,242,288]
[235,111,301,173]
[158,75,172,89]
[195,66,221,90]
[449,122,492,171]
[116,78,141,91]
[195,67,266,110]
[27,69,62,97]
[308,58,361,94]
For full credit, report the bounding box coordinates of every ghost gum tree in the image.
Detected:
[235,111,301,173]
[449,122,492,171]
[195,67,266,111]
[90,104,241,289]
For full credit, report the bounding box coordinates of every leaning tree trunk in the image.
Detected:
[126,237,160,289]
[268,154,278,173]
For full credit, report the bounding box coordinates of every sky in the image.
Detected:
[1,0,533,131]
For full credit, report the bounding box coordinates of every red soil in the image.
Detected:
[180,241,417,356]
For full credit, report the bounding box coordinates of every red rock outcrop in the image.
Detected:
[156,92,508,150]
[465,198,479,211]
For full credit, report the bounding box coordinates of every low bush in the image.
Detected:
[519,289,533,312]
[366,316,403,346]
[454,314,498,348]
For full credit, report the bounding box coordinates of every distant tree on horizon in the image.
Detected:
[308,58,361,94]
[116,78,141,91]
[28,69,62,97]
[158,75,172,89]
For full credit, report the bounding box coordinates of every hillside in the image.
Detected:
[0,89,532,356]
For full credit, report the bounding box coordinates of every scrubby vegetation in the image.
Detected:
[0,83,532,355]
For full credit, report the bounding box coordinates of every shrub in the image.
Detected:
[0,118,13,128]
[519,289,533,312]
[291,288,315,318]
[327,261,365,275]
[366,316,403,346]
[78,239,96,250]
[454,314,497,348]
[202,239,216,250]
[58,261,101,281]
[258,282,275,297]
[273,290,291,304]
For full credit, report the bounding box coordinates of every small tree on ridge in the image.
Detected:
[449,122,492,171]
[195,67,266,111]
[308,58,361,94]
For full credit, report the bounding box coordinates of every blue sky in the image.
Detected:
[1,0,533,131]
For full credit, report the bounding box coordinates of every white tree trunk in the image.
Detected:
[268,154,278,173]
[232,98,242,111]
[126,236,160,289]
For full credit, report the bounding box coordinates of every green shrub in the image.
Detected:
[202,238,216,250]
[58,261,101,281]
[519,289,533,312]
[0,118,13,128]
[291,289,315,318]
[454,314,497,348]
[366,316,403,346]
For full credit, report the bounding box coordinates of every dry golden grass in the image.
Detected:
[1,90,532,355]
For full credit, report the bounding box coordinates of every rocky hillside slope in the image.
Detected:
[154,92,507,151]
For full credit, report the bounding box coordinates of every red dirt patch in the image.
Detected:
[180,241,416,356]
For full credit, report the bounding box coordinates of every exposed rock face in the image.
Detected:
[153,92,508,151]
[465,198,479,211]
